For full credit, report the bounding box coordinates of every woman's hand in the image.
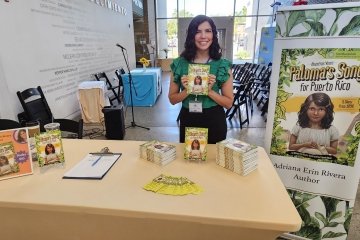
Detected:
[181,75,189,88]
[208,74,216,90]
[304,141,319,149]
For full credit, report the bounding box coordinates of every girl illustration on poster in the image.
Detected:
[288,92,339,156]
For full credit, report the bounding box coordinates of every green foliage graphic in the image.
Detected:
[288,190,350,239]
[276,7,360,37]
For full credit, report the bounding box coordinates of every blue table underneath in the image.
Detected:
[121,68,162,107]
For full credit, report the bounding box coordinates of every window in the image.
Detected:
[207,0,234,17]
[156,0,178,18]
[155,0,276,62]
[178,0,206,17]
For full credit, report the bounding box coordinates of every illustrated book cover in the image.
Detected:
[187,64,210,95]
[184,127,208,161]
[35,129,65,167]
[0,128,33,180]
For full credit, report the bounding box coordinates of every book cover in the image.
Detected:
[187,64,210,95]
[184,127,208,161]
[0,128,33,180]
[35,130,65,167]
[224,138,258,155]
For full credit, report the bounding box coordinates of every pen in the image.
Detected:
[91,155,102,167]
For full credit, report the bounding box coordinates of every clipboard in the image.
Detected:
[63,148,122,180]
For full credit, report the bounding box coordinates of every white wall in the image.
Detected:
[0,0,136,120]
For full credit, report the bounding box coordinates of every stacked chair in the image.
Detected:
[16,86,84,138]
[94,72,122,106]
[226,62,272,128]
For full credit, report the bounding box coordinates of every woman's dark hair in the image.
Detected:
[298,92,334,129]
[17,129,27,142]
[191,139,200,150]
[0,156,9,166]
[194,76,202,85]
[45,143,56,155]
[180,15,222,61]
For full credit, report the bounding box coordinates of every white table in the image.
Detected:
[0,139,301,240]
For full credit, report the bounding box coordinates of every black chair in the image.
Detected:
[17,86,53,131]
[53,118,84,139]
[94,72,121,105]
[0,119,22,131]
[114,68,126,104]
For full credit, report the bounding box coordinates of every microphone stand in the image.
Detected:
[120,47,150,130]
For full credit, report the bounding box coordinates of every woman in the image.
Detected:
[168,15,233,144]
[17,129,27,144]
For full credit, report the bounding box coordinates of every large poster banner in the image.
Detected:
[265,3,360,239]
[268,48,360,239]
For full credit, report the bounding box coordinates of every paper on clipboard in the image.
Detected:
[63,153,121,179]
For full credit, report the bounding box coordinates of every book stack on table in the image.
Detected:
[216,138,258,176]
[140,141,176,166]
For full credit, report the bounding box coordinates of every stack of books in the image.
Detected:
[140,140,176,166]
[216,138,258,176]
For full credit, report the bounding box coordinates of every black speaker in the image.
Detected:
[102,105,125,140]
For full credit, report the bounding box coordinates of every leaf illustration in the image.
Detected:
[322,231,347,238]
[305,9,326,22]
[320,196,340,218]
[304,21,325,36]
[343,207,353,233]
[326,222,340,228]
[314,212,327,226]
[339,15,360,36]
[329,24,338,36]
[334,7,360,19]
[276,24,282,37]
[286,11,306,36]
[328,211,342,221]
[296,225,321,240]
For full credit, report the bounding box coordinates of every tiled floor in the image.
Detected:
[83,72,359,240]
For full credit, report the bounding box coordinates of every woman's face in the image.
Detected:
[195,77,201,84]
[307,102,326,124]
[193,142,199,148]
[194,21,213,52]
[20,131,27,140]
[46,145,53,152]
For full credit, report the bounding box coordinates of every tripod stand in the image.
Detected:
[120,46,150,130]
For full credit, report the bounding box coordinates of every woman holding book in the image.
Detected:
[168,15,234,144]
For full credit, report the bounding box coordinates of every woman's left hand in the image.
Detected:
[208,74,216,90]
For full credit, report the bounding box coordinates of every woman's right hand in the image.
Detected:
[181,75,189,88]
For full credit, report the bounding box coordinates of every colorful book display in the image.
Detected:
[140,140,176,166]
[184,127,208,161]
[0,128,33,180]
[187,64,210,95]
[35,130,65,167]
[143,174,203,195]
[216,138,258,176]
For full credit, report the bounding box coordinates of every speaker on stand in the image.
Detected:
[102,105,125,140]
